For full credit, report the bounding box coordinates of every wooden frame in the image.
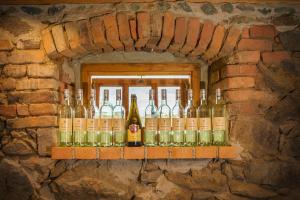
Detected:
[81,63,201,109]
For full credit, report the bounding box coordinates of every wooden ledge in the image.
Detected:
[52,146,241,160]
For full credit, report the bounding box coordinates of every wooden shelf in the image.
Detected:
[51,146,240,160]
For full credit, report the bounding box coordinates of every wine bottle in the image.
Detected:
[212,88,227,146]
[144,89,158,146]
[86,89,99,147]
[112,89,126,146]
[158,89,171,146]
[197,88,212,146]
[58,89,73,146]
[73,89,87,146]
[127,94,143,147]
[184,89,197,146]
[99,89,113,147]
[172,89,185,146]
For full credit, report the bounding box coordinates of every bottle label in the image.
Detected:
[213,117,225,131]
[159,118,171,131]
[99,119,112,132]
[145,118,158,131]
[127,124,141,142]
[112,119,125,132]
[172,118,185,131]
[186,118,197,131]
[73,118,86,131]
[59,118,72,132]
[87,119,98,132]
[198,117,211,131]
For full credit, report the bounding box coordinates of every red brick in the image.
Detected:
[78,20,98,52]
[37,127,57,156]
[29,103,57,116]
[146,12,163,49]
[16,104,29,116]
[27,63,59,79]
[262,51,291,65]
[7,116,57,129]
[210,70,220,83]
[16,78,59,91]
[221,64,257,78]
[51,24,76,57]
[64,22,87,54]
[0,52,8,64]
[190,20,215,56]
[129,19,137,41]
[3,64,27,78]
[103,14,124,51]
[168,17,187,53]
[238,39,272,51]
[8,50,45,64]
[228,51,260,64]
[157,12,175,50]
[41,28,61,59]
[203,25,226,60]
[215,77,255,90]
[250,25,276,39]
[180,18,201,55]
[117,12,134,51]
[135,12,150,49]
[0,105,16,118]
[225,90,275,103]
[0,78,16,91]
[228,102,262,115]
[8,91,59,104]
[242,27,250,38]
[220,27,241,55]
[0,39,13,50]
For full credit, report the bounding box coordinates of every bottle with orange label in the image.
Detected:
[144,89,158,146]
[58,89,73,146]
[112,89,126,146]
[158,89,171,146]
[86,88,99,147]
[127,94,143,147]
[184,89,197,146]
[99,89,113,147]
[73,89,87,146]
[197,87,212,146]
[212,88,227,146]
[171,89,185,146]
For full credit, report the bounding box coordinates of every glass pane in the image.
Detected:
[129,86,152,127]
[158,86,180,109]
[99,86,122,107]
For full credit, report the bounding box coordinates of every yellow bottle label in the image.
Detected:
[172,118,185,131]
[198,117,211,131]
[99,119,112,132]
[186,118,198,131]
[112,119,125,132]
[73,118,86,131]
[145,118,158,131]
[87,119,98,132]
[59,118,72,132]
[127,124,141,142]
[213,117,225,130]
[159,118,171,131]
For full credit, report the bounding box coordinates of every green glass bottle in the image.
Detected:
[158,89,171,146]
[86,89,99,147]
[172,89,185,146]
[112,89,126,146]
[144,89,158,146]
[184,89,197,146]
[73,89,87,146]
[99,89,113,147]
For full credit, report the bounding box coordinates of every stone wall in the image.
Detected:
[0,2,300,200]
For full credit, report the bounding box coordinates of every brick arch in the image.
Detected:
[41,11,248,63]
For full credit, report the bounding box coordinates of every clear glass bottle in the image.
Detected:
[112,89,126,146]
[73,89,87,146]
[158,89,171,146]
[58,89,73,146]
[212,88,227,146]
[127,94,143,147]
[197,89,212,146]
[172,89,185,146]
[99,89,113,147]
[144,89,158,146]
[184,89,197,146]
[86,89,99,147]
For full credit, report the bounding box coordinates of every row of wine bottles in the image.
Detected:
[58,87,228,147]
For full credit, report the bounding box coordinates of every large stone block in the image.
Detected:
[2,64,27,78]
[37,127,57,156]
[7,116,57,129]
[8,91,59,104]
[29,103,57,116]
[8,50,46,64]
[27,63,59,79]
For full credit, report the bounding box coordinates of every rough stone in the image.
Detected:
[16,39,41,50]
[177,2,192,12]
[10,130,27,138]
[258,8,272,15]
[2,138,35,155]
[279,29,300,51]
[0,78,16,91]
[37,127,57,156]
[141,170,162,183]
[201,3,218,15]
[3,64,27,78]
[130,3,140,11]
[0,16,32,36]
[158,1,171,11]
[21,6,43,15]
[8,91,59,104]
[274,7,295,15]
[48,5,65,16]
[236,4,255,11]
[273,14,299,26]
[221,3,234,13]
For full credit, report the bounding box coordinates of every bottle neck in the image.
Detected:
[187,97,193,107]
[200,91,207,105]
[116,99,122,106]
[161,99,167,105]
[64,96,70,106]
[175,97,181,106]
[76,97,83,106]
[103,98,110,105]
[89,96,96,107]
[215,95,222,104]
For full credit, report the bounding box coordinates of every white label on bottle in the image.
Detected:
[145,118,158,131]
[112,119,125,132]
[159,118,171,131]
[73,118,86,131]
[186,118,198,131]
[198,117,211,131]
[59,118,72,132]
[213,117,225,130]
[172,118,185,131]
[99,118,112,132]
[87,119,97,132]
